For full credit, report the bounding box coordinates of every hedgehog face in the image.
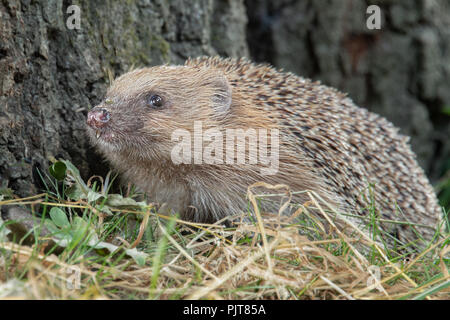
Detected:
[86,66,233,161]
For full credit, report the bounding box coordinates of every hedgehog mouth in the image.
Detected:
[90,127,117,144]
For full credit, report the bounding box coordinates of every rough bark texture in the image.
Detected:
[246,0,450,181]
[0,0,248,196]
[0,0,449,199]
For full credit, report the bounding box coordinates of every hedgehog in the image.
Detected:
[86,56,443,248]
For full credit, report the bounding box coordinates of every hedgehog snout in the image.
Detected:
[87,108,111,129]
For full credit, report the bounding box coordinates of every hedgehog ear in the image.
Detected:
[209,74,232,115]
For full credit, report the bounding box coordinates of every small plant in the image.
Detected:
[45,207,147,265]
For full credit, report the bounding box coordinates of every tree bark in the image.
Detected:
[246,0,450,180]
[0,0,248,196]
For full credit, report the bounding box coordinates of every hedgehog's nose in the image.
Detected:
[87,108,111,129]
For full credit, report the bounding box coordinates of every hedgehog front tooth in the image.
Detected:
[96,130,101,139]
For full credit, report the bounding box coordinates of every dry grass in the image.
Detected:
[0,181,448,300]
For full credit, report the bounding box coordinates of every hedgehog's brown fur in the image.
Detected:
[86,56,443,248]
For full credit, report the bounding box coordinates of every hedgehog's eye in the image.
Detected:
[148,95,163,108]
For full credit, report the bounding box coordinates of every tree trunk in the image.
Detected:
[0,0,248,196]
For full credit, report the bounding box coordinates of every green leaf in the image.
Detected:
[49,207,70,228]
[44,211,148,265]
[60,159,89,192]
[65,184,85,201]
[71,216,94,241]
[125,247,147,266]
[44,219,61,234]
[106,194,147,209]
[99,206,113,215]
[90,240,148,266]
[53,234,73,247]
[49,161,67,181]
[87,190,103,203]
